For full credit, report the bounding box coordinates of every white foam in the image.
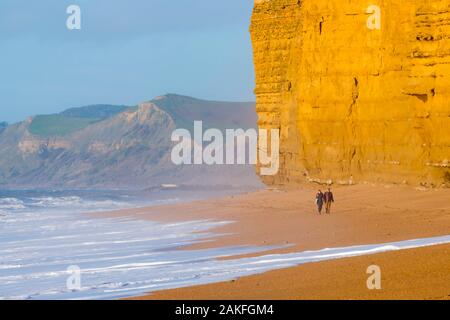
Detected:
[0,202,272,300]
[0,198,26,210]
[29,196,131,211]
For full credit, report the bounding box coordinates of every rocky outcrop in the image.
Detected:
[250,0,450,187]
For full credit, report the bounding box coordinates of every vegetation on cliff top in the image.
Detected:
[28,104,129,137]
[28,115,99,137]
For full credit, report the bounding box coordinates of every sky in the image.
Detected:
[0,1,255,123]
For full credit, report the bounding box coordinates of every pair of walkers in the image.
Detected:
[315,188,334,214]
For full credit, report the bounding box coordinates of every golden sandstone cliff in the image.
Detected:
[250,0,450,187]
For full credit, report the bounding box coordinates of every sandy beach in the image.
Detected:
[94,184,450,300]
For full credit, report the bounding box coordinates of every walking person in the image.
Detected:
[324,188,334,214]
[315,190,324,214]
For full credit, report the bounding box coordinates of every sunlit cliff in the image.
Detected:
[251,0,450,187]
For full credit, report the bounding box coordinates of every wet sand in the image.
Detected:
[94,184,450,300]
[139,244,450,300]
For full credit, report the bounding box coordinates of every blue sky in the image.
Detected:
[0,1,255,123]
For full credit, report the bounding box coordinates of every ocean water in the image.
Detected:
[1,189,450,300]
[0,189,275,300]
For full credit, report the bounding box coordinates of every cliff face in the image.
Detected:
[251,0,450,187]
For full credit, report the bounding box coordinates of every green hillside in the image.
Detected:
[28,104,129,137]
[61,104,129,119]
[28,115,99,137]
[152,94,256,131]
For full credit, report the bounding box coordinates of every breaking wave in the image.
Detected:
[0,198,26,210]
[0,192,140,216]
[28,196,129,211]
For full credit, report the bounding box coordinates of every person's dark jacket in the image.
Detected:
[316,192,324,205]
[324,191,334,203]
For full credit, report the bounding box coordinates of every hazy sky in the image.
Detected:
[0,1,255,123]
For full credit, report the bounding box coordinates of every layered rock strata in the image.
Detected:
[251,0,450,186]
